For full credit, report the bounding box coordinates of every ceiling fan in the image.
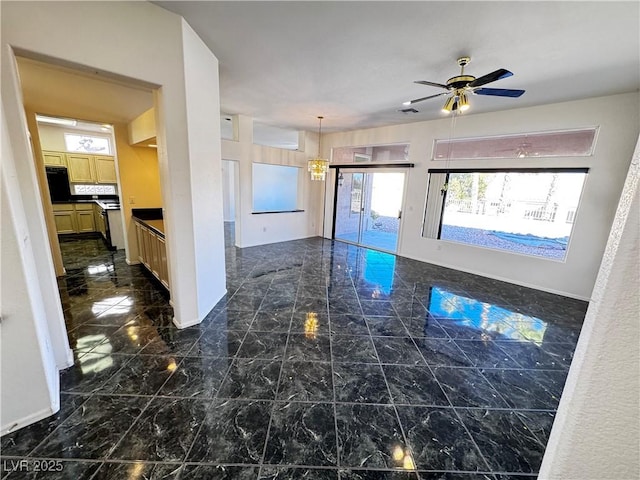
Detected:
[403,56,525,113]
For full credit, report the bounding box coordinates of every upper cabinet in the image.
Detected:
[42,151,66,166]
[66,154,94,182]
[93,156,118,183]
[62,152,116,184]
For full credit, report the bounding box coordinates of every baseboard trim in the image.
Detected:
[56,348,74,370]
[172,316,202,329]
[1,402,58,437]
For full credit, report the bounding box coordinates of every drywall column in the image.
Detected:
[165,20,226,325]
[538,140,640,479]
[1,100,60,434]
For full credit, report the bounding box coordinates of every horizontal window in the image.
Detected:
[64,133,112,155]
[252,163,301,213]
[433,128,597,160]
[423,169,588,261]
[332,143,410,164]
[73,184,117,195]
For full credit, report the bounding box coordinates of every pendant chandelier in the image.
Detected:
[308,116,329,181]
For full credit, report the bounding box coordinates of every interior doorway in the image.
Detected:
[333,170,405,253]
[221,159,240,247]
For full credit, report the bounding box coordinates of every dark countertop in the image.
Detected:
[133,216,165,237]
[52,199,120,210]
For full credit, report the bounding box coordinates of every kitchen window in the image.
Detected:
[73,184,117,195]
[64,133,112,155]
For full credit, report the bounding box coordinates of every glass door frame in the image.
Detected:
[331,165,409,254]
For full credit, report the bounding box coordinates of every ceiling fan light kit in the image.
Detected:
[405,56,525,114]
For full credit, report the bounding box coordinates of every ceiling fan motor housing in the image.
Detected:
[447,75,476,90]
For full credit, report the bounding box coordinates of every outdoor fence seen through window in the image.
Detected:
[439,170,587,260]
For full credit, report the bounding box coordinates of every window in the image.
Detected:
[73,184,117,195]
[332,144,410,164]
[253,122,299,150]
[423,169,588,260]
[64,133,112,154]
[252,163,301,213]
[433,128,597,160]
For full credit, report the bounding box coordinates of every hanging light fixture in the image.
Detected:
[308,116,329,181]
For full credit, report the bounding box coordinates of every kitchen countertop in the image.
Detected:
[52,199,121,210]
[134,217,165,237]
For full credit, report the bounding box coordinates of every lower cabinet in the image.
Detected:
[53,203,95,234]
[95,206,107,238]
[76,204,96,233]
[53,211,76,234]
[135,220,170,290]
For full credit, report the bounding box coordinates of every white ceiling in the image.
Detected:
[16,57,154,125]
[155,1,639,132]
[15,2,640,136]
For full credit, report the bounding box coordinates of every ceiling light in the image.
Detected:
[36,114,77,127]
[441,96,456,114]
[458,91,470,112]
[402,100,412,106]
[308,116,329,181]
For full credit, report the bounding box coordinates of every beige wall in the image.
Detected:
[221,114,323,248]
[322,92,640,300]
[112,123,163,263]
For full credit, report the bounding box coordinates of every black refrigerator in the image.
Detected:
[45,166,72,202]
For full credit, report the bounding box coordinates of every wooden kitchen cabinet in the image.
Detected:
[42,151,66,166]
[157,236,169,289]
[53,211,76,234]
[66,153,117,184]
[95,205,107,238]
[134,219,169,291]
[76,210,96,233]
[94,156,117,183]
[66,154,94,183]
[53,203,97,234]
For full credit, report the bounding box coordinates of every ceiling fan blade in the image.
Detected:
[474,88,525,98]
[403,92,448,105]
[468,69,513,88]
[414,80,450,89]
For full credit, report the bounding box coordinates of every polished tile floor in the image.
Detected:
[0,226,587,479]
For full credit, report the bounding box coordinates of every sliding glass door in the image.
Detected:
[333,170,405,253]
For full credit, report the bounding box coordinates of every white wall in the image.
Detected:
[222,114,323,248]
[539,137,639,479]
[176,19,226,320]
[1,100,60,435]
[1,0,225,432]
[322,93,640,299]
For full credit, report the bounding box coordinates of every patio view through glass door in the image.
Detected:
[334,171,405,252]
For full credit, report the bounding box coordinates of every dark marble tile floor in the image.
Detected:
[0,225,587,479]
